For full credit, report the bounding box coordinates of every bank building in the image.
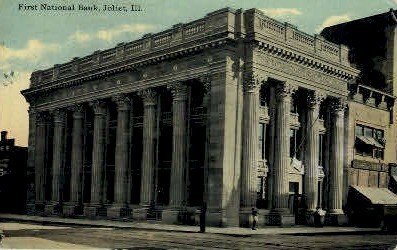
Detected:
[21,8,397,227]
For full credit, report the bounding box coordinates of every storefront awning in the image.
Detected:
[350,186,397,205]
[356,135,384,148]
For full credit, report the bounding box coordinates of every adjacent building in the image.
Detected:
[21,8,397,227]
[0,131,28,213]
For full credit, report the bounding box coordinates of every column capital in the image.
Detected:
[168,83,188,101]
[200,75,212,94]
[275,82,297,100]
[52,109,67,123]
[307,91,326,109]
[138,89,157,106]
[69,104,85,119]
[330,97,347,114]
[28,107,36,115]
[112,94,132,111]
[36,111,51,124]
[243,73,262,92]
[90,99,108,115]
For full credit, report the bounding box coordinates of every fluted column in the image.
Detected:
[168,83,188,208]
[139,89,157,206]
[35,112,48,205]
[273,82,297,211]
[90,100,107,205]
[113,95,131,206]
[69,104,84,204]
[51,109,67,203]
[241,75,260,208]
[329,98,346,215]
[304,91,325,212]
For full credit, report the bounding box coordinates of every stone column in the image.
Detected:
[137,89,157,214]
[328,98,347,225]
[163,83,188,223]
[45,109,66,215]
[268,82,296,226]
[26,108,37,214]
[84,100,107,217]
[109,95,132,218]
[34,111,48,215]
[239,75,260,227]
[64,104,84,216]
[304,91,325,225]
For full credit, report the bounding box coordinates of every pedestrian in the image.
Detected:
[199,202,207,233]
[251,207,258,230]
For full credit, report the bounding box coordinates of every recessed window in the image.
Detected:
[355,124,384,160]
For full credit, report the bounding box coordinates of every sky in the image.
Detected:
[0,0,396,146]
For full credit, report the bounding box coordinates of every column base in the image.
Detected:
[84,204,106,218]
[305,209,326,227]
[239,208,253,228]
[265,209,295,226]
[132,206,149,221]
[44,202,62,216]
[205,209,229,227]
[34,202,45,216]
[107,204,132,218]
[326,211,348,226]
[26,203,35,215]
[162,209,180,224]
[63,202,83,217]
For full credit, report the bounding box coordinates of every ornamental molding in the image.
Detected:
[112,94,132,110]
[168,82,188,101]
[90,99,108,115]
[330,97,347,113]
[307,91,326,108]
[23,39,230,97]
[138,89,157,106]
[259,54,348,91]
[254,41,358,81]
[275,82,297,100]
[243,73,263,92]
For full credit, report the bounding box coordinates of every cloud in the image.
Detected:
[69,23,155,43]
[316,14,352,32]
[259,8,302,18]
[69,31,91,43]
[0,40,60,66]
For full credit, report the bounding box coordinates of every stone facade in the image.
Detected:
[24,7,397,227]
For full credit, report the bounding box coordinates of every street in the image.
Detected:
[0,222,396,249]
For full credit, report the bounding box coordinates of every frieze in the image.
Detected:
[258,53,349,91]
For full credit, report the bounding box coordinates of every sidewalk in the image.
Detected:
[0,213,382,236]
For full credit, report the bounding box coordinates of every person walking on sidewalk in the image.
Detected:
[199,202,207,233]
[251,207,258,230]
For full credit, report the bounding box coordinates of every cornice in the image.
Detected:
[22,37,232,99]
[253,40,359,81]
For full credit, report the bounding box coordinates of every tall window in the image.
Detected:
[258,123,266,160]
